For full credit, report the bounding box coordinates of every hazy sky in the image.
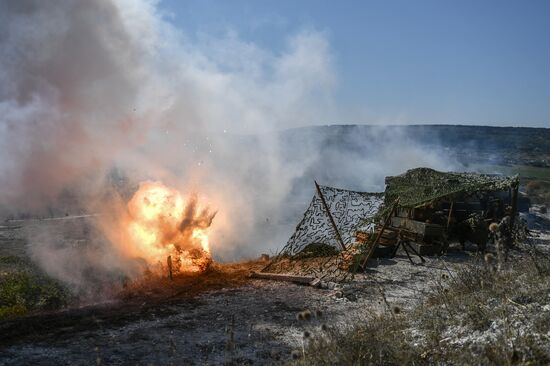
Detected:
[160,0,550,128]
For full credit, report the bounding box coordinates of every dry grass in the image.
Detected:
[292,314,423,365]
[116,259,265,302]
[0,258,265,321]
[0,270,70,320]
[293,252,550,365]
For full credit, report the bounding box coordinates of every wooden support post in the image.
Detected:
[361,198,400,269]
[315,180,346,251]
[167,255,173,281]
[446,201,454,229]
[403,241,426,264]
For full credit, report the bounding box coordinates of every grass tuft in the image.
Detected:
[0,271,70,320]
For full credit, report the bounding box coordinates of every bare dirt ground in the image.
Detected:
[1,211,549,366]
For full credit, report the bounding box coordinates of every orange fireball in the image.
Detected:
[126,181,215,273]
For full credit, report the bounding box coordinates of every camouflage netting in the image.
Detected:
[263,185,383,282]
[385,168,519,208]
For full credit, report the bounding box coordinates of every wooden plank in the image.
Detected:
[376,229,398,239]
[357,228,398,243]
[390,217,445,237]
[250,271,316,285]
[378,237,397,246]
[391,216,420,233]
[408,242,440,256]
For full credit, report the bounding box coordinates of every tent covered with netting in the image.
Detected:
[262,183,383,282]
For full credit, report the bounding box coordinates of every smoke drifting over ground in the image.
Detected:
[0,0,455,289]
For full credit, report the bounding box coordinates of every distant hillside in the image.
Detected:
[278,124,550,168]
[3,124,548,221]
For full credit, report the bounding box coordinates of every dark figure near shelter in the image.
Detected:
[497,215,513,263]
[455,213,489,252]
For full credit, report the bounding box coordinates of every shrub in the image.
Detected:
[294,254,550,365]
[0,271,70,320]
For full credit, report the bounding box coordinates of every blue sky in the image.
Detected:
[160,0,550,128]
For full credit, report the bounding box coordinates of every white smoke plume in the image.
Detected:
[0,0,454,290]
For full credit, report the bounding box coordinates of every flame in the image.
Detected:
[125,181,215,274]
[192,228,210,253]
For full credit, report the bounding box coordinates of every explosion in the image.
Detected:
[125,181,216,274]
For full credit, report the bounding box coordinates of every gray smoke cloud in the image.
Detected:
[0,0,455,289]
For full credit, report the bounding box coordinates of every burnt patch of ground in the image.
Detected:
[0,280,317,365]
[0,261,265,346]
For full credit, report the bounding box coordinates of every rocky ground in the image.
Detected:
[0,209,549,366]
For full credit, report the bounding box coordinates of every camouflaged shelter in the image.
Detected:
[375,168,522,254]
[261,168,528,282]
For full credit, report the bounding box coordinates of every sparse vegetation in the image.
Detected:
[0,255,31,265]
[293,312,423,365]
[294,253,550,365]
[297,243,340,258]
[0,271,70,320]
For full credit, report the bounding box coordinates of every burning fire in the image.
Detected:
[125,181,216,274]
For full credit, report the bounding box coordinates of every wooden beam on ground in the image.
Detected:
[315,180,347,251]
[250,271,316,285]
